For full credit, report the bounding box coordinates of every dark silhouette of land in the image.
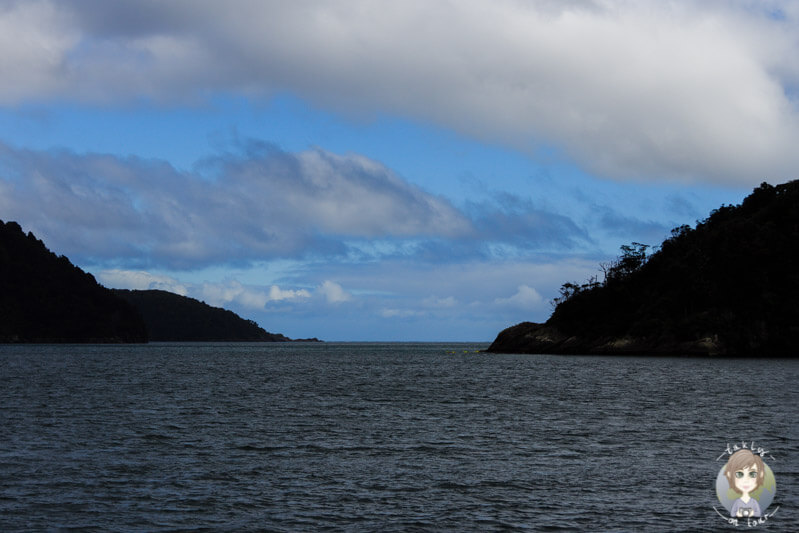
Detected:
[1,220,312,343]
[113,289,296,342]
[488,180,799,356]
[1,220,147,343]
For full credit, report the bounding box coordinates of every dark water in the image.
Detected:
[1,342,798,531]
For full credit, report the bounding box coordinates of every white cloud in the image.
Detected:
[422,296,458,308]
[97,269,189,295]
[98,269,311,310]
[94,256,599,341]
[286,256,600,327]
[2,1,799,184]
[379,308,422,319]
[493,285,545,311]
[317,280,351,304]
[198,280,310,309]
[269,285,311,302]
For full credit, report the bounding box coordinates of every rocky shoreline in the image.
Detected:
[486,322,723,356]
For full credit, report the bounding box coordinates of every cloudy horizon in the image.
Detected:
[1,0,795,340]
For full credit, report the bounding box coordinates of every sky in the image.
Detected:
[1,0,797,341]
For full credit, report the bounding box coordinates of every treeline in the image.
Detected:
[113,289,292,342]
[1,220,305,343]
[0,220,147,343]
[489,180,799,356]
[550,241,651,309]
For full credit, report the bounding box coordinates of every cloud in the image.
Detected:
[268,284,311,303]
[466,193,591,252]
[379,308,422,319]
[0,1,79,103]
[0,141,471,267]
[97,269,311,310]
[494,285,545,311]
[422,296,458,309]
[2,1,799,184]
[198,280,311,310]
[591,205,670,243]
[94,255,600,341]
[317,280,351,304]
[280,256,600,320]
[1,140,600,268]
[97,269,189,295]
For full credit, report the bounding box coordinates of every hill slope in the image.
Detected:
[0,220,148,343]
[488,181,799,356]
[113,289,292,342]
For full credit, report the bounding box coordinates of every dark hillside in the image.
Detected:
[0,220,147,343]
[488,180,799,356]
[113,289,291,342]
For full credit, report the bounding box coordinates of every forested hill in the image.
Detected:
[112,289,293,342]
[0,220,147,343]
[488,180,799,356]
[1,219,304,343]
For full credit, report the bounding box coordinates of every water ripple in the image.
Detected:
[2,343,798,531]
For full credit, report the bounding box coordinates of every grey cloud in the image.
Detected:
[0,140,600,270]
[333,195,592,265]
[66,0,199,38]
[590,204,670,245]
[2,1,799,185]
[219,142,470,238]
[664,193,703,220]
[466,193,591,252]
[0,141,471,268]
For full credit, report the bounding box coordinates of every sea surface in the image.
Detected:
[1,342,797,531]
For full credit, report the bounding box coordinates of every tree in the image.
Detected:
[603,242,650,284]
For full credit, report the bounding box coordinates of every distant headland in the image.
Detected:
[113,288,320,343]
[488,180,799,357]
[0,219,315,343]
